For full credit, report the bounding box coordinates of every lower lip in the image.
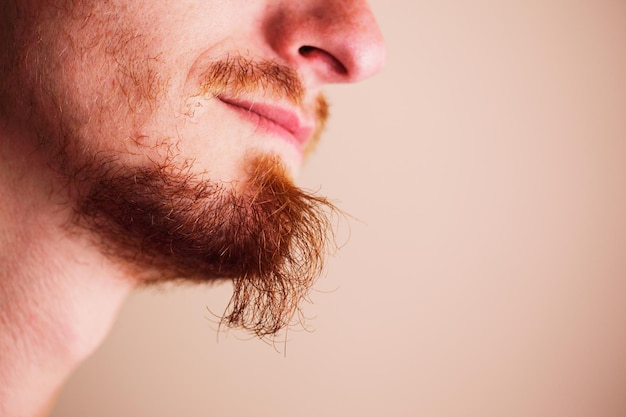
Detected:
[217,98,311,151]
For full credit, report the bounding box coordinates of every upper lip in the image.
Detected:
[217,96,314,146]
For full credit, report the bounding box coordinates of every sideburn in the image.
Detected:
[75,155,338,337]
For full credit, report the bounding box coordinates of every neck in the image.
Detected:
[0,123,134,417]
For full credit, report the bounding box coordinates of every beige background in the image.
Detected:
[52,1,626,416]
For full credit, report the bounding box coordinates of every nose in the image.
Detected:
[264,0,387,86]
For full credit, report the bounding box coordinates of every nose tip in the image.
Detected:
[315,8,387,83]
[265,1,387,85]
[341,25,387,83]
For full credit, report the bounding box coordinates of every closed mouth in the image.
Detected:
[217,96,314,149]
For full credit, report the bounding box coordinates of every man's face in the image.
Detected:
[5,0,385,178]
[0,0,385,335]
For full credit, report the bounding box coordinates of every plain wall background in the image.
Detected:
[52,1,626,416]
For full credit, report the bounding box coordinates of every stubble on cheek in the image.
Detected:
[1,0,172,162]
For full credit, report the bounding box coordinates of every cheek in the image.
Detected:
[174,97,253,182]
[59,32,183,160]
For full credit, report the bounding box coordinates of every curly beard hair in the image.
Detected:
[74,154,338,337]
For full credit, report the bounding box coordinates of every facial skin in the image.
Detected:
[0,0,385,415]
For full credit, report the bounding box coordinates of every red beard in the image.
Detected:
[75,154,338,337]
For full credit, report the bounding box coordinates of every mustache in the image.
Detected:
[198,55,306,104]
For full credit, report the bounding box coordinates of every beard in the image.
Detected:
[75,152,338,338]
[1,2,337,337]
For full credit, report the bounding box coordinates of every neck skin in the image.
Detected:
[0,122,134,417]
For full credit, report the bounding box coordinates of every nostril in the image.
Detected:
[298,45,315,55]
[298,45,349,76]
